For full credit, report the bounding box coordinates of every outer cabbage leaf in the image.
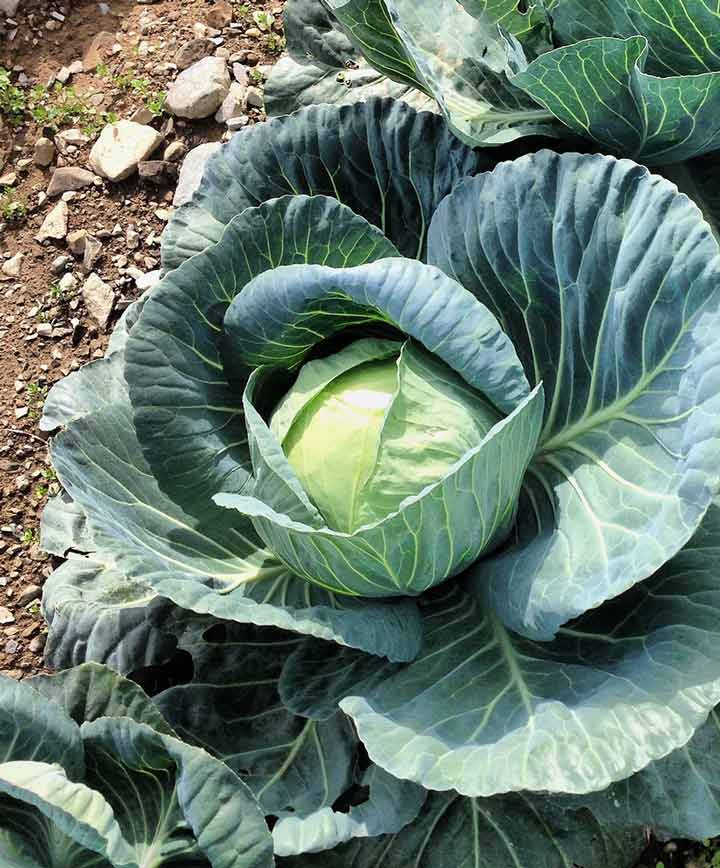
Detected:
[155,623,356,819]
[340,504,720,795]
[573,706,720,840]
[271,765,425,857]
[429,150,720,640]
[513,36,720,164]
[161,98,491,269]
[80,718,274,868]
[265,0,435,115]
[265,55,436,117]
[0,669,274,868]
[279,789,645,868]
[326,0,559,146]
[0,762,137,868]
[41,556,181,673]
[546,0,720,76]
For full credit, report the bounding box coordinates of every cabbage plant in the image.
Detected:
[36,98,720,866]
[0,663,273,866]
[266,0,720,224]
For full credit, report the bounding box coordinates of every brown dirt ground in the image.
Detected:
[0,0,282,678]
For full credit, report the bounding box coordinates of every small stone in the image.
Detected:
[37,322,53,337]
[1,252,23,278]
[206,0,232,29]
[245,86,263,109]
[17,584,42,606]
[245,26,261,38]
[232,62,248,86]
[47,166,96,196]
[83,235,103,270]
[4,640,19,655]
[34,137,55,167]
[163,140,187,163]
[165,56,230,119]
[51,255,71,274]
[59,273,78,293]
[82,31,116,71]
[215,81,247,122]
[226,115,249,131]
[82,273,115,330]
[29,634,46,654]
[173,142,221,206]
[89,121,164,182]
[66,229,87,256]
[138,160,177,185]
[129,106,154,125]
[174,37,215,70]
[14,406,28,419]
[136,269,161,290]
[15,476,29,492]
[36,200,69,242]
[54,128,90,153]
[0,172,17,187]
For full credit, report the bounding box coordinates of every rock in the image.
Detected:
[82,273,115,330]
[0,172,17,186]
[1,252,23,278]
[89,121,163,182]
[173,141,221,206]
[47,166,96,196]
[83,234,103,270]
[138,160,177,184]
[163,140,187,163]
[37,322,53,337]
[59,273,78,293]
[215,81,247,122]
[206,0,232,29]
[36,201,68,242]
[165,56,230,119]
[51,255,71,274]
[232,62,248,86]
[17,584,42,606]
[54,128,90,154]
[29,634,46,655]
[130,106,154,125]
[34,137,55,167]
[66,229,87,256]
[136,269,161,290]
[226,115,249,131]
[0,0,20,15]
[82,31,117,71]
[245,85,263,109]
[174,37,215,70]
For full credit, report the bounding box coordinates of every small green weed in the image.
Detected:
[21,528,38,545]
[264,33,286,54]
[0,192,28,224]
[0,67,27,125]
[26,382,47,421]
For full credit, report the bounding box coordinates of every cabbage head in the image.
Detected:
[35,99,720,867]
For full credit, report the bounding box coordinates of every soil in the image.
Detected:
[0,0,283,678]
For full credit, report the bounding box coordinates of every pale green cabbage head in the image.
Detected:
[270,338,502,532]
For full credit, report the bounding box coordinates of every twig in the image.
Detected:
[8,428,48,445]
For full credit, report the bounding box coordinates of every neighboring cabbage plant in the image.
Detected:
[0,663,274,867]
[35,98,720,866]
[266,0,720,232]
